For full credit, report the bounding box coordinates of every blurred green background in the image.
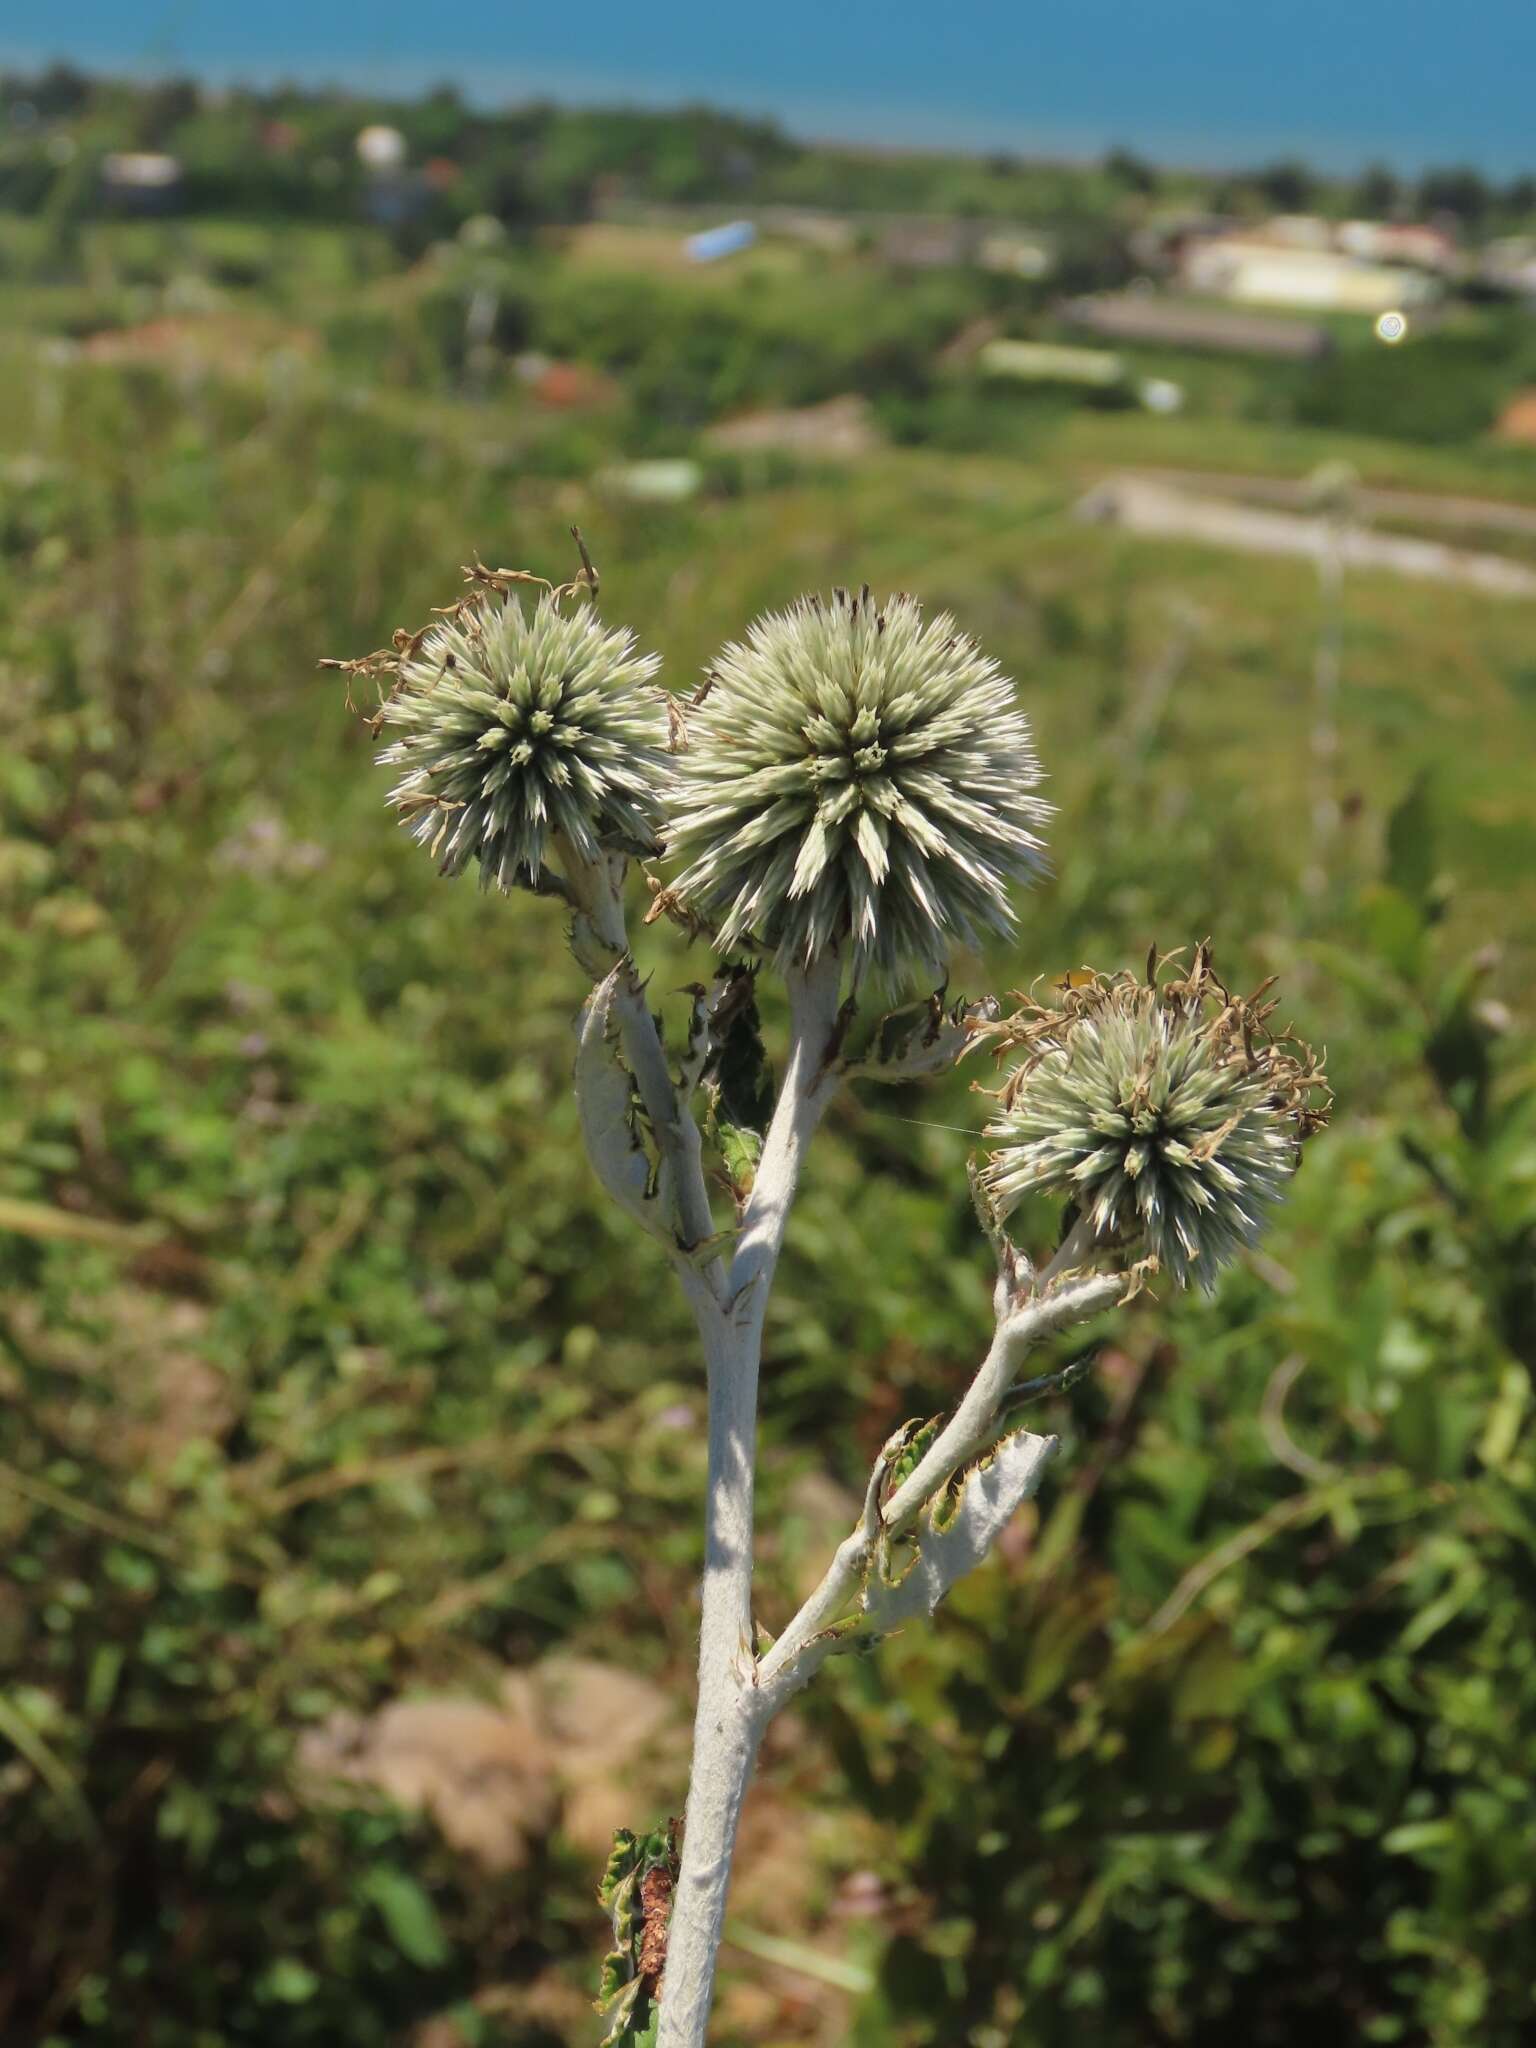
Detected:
[2,66,1535,2048]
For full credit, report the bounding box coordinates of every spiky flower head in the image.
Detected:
[373,591,665,890]
[979,948,1330,1289]
[666,587,1049,980]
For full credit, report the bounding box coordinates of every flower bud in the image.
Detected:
[982,953,1329,1288]
[377,592,665,890]
[666,588,1049,980]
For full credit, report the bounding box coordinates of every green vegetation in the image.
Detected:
[2,69,1535,2048]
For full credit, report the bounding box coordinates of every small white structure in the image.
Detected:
[685,220,757,264]
[100,152,183,213]
[100,150,185,206]
[355,125,407,173]
[101,152,182,193]
[1138,377,1184,415]
[600,459,703,503]
[978,339,1125,387]
[976,231,1054,280]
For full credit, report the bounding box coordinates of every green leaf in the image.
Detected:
[715,1118,763,1199]
[359,1867,449,1968]
[1384,771,1436,909]
[260,1959,320,2005]
[702,966,773,1198]
[1382,1819,1455,1855]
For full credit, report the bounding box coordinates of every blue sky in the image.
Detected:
[5,1,1534,175]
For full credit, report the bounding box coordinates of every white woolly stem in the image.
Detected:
[880,1268,1123,1536]
[569,898,1122,2044]
[727,952,845,1314]
[656,951,843,2048]
[759,1263,1123,1697]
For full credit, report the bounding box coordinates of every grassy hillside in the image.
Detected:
[2,182,1535,2048]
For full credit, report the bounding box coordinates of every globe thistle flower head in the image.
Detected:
[373,590,665,891]
[980,948,1330,1289]
[666,588,1050,981]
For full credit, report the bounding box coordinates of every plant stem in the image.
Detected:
[657,953,843,2047]
[881,1267,1123,1535]
[652,1294,767,2046]
[759,1262,1124,1698]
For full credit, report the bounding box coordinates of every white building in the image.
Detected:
[100,152,183,209]
[1183,237,1440,314]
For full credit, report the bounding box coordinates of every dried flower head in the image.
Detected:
[979,947,1330,1288]
[372,591,665,890]
[666,588,1049,980]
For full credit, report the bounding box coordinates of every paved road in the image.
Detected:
[1112,465,1536,541]
[1078,475,1536,598]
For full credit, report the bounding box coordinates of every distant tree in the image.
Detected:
[1418,164,1490,223]
[1051,216,1137,295]
[1252,159,1315,212]
[135,75,201,147]
[1104,147,1157,195]
[1502,173,1536,216]
[18,62,92,118]
[1352,161,1401,217]
[411,82,470,157]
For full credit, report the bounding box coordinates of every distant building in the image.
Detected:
[685,220,757,264]
[879,218,969,267]
[591,198,1053,276]
[1129,213,1235,275]
[1261,214,1335,249]
[705,394,880,461]
[756,207,858,252]
[599,459,703,503]
[355,125,407,173]
[975,230,1054,279]
[100,152,182,213]
[1482,237,1536,298]
[1063,293,1333,360]
[978,338,1125,387]
[1337,220,1459,272]
[1182,235,1440,314]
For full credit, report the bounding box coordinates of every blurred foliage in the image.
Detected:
[8,67,1536,465]
[7,66,1536,245]
[0,139,1533,2048]
[837,856,1536,2047]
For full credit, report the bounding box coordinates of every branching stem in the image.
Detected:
[568,879,1123,2045]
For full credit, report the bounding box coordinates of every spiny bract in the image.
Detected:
[377,593,665,889]
[982,960,1328,1289]
[666,588,1049,979]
